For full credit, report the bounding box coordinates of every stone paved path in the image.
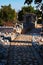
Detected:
[7,35,43,65]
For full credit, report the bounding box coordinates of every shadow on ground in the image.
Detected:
[0,41,43,65]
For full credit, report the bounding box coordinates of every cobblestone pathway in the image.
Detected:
[7,35,43,65]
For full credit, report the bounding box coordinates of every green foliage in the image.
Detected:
[24,0,43,24]
[35,10,42,17]
[18,6,35,21]
[34,0,42,4]
[18,10,24,21]
[22,6,35,13]
[24,0,33,5]
[0,19,3,26]
[0,4,17,23]
[24,0,42,5]
[18,5,42,21]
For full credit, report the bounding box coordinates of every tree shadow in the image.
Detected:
[0,41,43,65]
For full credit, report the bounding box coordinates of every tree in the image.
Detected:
[35,10,42,18]
[24,0,42,4]
[18,6,35,21]
[34,0,42,4]
[24,0,43,13]
[0,18,3,26]
[24,0,33,5]
[22,6,35,13]
[24,0,43,34]
[0,4,17,22]
[18,10,24,21]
